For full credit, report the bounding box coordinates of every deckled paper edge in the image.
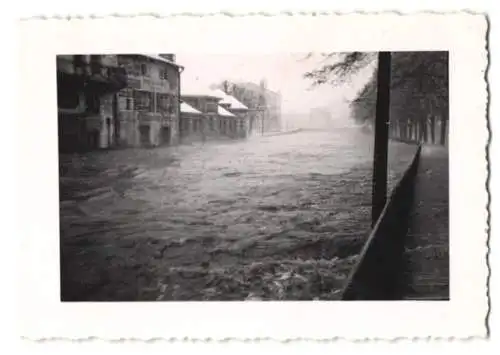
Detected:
[17,10,488,20]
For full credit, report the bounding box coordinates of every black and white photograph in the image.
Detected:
[58,51,449,301]
[18,13,488,339]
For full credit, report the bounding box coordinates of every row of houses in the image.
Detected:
[57,54,274,152]
[223,80,282,134]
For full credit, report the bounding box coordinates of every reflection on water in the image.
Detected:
[60,129,417,301]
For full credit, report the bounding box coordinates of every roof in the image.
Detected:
[181,86,222,99]
[217,105,236,117]
[180,102,202,115]
[212,89,249,110]
[212,89,229,99]
[138,54,183,68]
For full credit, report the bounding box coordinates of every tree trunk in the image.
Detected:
[430,115,436,144]
[415,122,419,141]
[418,118,423,142]
[440,117,448,146]
[112,94,120,147]
[422,116,429,143]
[371,52,391,227]
[408,122,413,143]
[400,120,406,141]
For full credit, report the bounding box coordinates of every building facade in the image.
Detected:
[115,54,183,148]
[57,55,128,152]
[217,104,238,138]
[180,91,222,142]
[179,88,251,142]
[223,81,282,135]
[57,54,183,151]
[179,101,205,142]
[212,89,250,138]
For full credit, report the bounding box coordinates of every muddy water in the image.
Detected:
[59,129,417,301]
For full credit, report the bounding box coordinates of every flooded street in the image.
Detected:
[60,128,417,301]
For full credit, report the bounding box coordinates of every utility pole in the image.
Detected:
[371,52,392,227]
[261,110,265,136]
[259,79,267,136]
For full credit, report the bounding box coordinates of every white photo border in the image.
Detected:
[17,13,489,340]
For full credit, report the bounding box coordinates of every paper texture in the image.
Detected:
[17,13,488,340]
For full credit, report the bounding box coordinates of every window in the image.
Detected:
[133,90,153,112]
[159,70,168,80]
[141,63,148,76]
[129,62,142,77]
[118,89,134,111]
[100,66,109,78]
[86,94,100,114]
[90,56,101,74]
[157,94,170,113]
[169,97,177,114]
[206,102,217,113]
[158,94,177,114]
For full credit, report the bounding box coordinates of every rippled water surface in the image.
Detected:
[60,129,417,301]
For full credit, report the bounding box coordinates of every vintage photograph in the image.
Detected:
[58,51,449,302]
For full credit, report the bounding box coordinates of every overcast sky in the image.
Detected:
[176,53,375,117]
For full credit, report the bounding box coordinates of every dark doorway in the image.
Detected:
[106,117,112,148]
[112,94,120,147]
[77,119,87,151]
[88,129,100,150]
[139,125,150,146]
[161,127,171,146]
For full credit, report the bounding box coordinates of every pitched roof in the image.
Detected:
[217,105,236,117]
[212,89,229,99]
[180,102,202,115]
[212,89,249,110]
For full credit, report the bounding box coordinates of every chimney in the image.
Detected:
[159,54,176,62]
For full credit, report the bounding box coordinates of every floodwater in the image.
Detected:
[59,128,417,301]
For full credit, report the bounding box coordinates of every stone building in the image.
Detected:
[179,101,205,142]
[179,87,252,141]
[180,88,223,141]
[57,55,127,152]
[217,104,237,137]
[57,54,183,151]
[115,54,183,147]
[212,89,250,138]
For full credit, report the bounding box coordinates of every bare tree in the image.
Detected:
[304,51,449,145]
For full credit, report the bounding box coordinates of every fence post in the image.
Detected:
[371,52,392,227]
